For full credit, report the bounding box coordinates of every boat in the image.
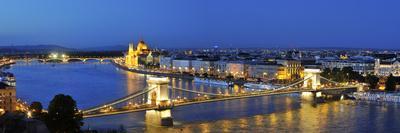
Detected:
[244,83,276,90]
[194,77,228,86]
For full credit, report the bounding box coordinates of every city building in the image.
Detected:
[125,40,151,68]
[374,54,400,77]
[375,59,400,77]
[159,56,173,71]
[226,61,247,78]
[277,66,289,80]
[0,82,16,112]
[320,56,375,76]
[172,58,192,73]
[276,59,303,80]
[213,60,227,78]
[0,72,16,87]
[246,61,280,80]
[191,59,215,75]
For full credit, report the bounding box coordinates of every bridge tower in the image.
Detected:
[303,68,321,90]
[146,76,170,106]
[145,76,173,126]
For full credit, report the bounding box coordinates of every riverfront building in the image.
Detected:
[276,59,303,80]
[246,61,280,81]
[226,61,247,78]
[125,40,151,68]
[0,82,16,113]
[191,59,217,75]
[374,54,400,77]
[159,56,173,71]
[213,60,228,78]
[172,58,192,73]
[320,56,375,76]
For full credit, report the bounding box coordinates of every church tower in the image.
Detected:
[125,42,138,68]
[125,40,151,68]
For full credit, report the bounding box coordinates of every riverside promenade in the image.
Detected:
[353,92,400,103]
[111,60,195,80]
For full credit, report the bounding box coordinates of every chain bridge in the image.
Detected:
[81,68,362,126]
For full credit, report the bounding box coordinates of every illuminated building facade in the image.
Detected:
[191,59,215,75]
[246,62,280,80]
[0,82,16,112]
[375,58,400,77]
[214,61,227,78]
[125,40,151,68]
[172,59,192,73]
[277,59,303,80]
[321,56,375,76]
[160,56,173,70]
[226,62,247,78]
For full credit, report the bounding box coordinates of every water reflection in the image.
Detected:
[7,63,400,132]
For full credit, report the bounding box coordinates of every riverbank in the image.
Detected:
[111,60,195,80]
[352,92,400,103]
[0,60,15,69]
[110,60,275,87]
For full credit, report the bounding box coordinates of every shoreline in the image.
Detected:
[110,60,283,88]
[352,92,400,103]
[110,60,195,80]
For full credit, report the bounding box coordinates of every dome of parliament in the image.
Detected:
[137,40,148,51]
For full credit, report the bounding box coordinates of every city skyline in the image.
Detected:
[1,0,400,49]
[2,1,400,132]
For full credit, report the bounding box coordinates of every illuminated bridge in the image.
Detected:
[81,68,363,125]
[18,56,115,63]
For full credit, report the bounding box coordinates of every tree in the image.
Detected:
[0,112,27,132]
[385,74,397,91]
[321,68,332,79]
[332,68,344,82]
[29,101,45,120]
[46,94,83,133]
[365,74,379,89]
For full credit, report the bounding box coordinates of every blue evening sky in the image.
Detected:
[0,0,399,49]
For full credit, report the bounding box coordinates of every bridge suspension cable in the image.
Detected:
[271,77,311,92]
[319,76,341,85]
[169,87,223,96]
[83,87,156,114]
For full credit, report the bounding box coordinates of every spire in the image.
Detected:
[128,42,135,55]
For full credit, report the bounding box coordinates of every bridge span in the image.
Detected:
[16,57,115,63]
[83,86,357,118]
[82,68,362,126]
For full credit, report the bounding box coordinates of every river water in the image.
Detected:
[6,62,400,132]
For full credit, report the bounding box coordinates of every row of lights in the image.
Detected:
[49,53,68,59]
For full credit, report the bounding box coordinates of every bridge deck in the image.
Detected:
[84,88,356,118]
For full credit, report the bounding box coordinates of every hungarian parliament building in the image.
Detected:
[124,40,160,68]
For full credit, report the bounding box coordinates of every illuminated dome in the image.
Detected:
[137,40,148,51]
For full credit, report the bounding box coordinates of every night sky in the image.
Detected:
[0,0,399,49]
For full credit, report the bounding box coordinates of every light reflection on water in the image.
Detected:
[7,62,400,132]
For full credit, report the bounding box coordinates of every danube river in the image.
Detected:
[6,62,400,132]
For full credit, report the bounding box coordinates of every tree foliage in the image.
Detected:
[46,94,83,133]
[29,101,45,120]
[365,74,379,89]
[385,74,397,91]
[321,67,364,82]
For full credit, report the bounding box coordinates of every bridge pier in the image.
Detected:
[303,68,321,90]
[146,76,173,126]
[145,110,173,127]
[301,91,322,102]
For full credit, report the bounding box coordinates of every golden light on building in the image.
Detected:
[125,40,150,68]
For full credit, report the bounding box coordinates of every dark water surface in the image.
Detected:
[7,62,400,132]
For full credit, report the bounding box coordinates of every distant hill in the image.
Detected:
[0,45,76,54]
[81,45,127,51]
